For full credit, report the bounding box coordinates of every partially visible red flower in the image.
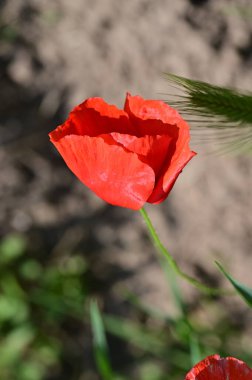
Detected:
[186,355,252,380]
[49,93,196,210]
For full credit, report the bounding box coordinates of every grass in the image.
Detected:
[0,232,251,380]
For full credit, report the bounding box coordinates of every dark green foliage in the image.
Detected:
[0,234,88,380]
[90,300,115,380]
[1,233,252,380]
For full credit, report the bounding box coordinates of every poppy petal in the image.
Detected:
[49,118,76,142]
[147,118,196,204]
[111,132,176,177]
[49,98,133,142]
[186,355,252,380]
[51,134,155,210]
[124,93,180,136]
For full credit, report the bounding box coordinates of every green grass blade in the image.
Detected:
[160,256,187,317]
[216,261,252,307]
[189,334,202,366]
[90,300,114,380]
[165,73,252,152]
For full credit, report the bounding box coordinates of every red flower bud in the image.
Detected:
[49,93,196,210]
[186,355,252,380]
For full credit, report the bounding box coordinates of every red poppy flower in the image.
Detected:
[186,355,252,380]
[49,93,196,210]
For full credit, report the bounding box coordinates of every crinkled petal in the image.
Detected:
[49,97,133,142]
[124,93,180,136]
[51,134,155,210]
[186,355,252,380]
[147,118,196,204]
[111,132,175,177]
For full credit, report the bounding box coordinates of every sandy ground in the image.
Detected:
[1,0,252,320]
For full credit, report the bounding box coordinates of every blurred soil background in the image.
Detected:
[1,0,252,379]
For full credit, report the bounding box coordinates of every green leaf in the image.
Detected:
[19,260,43,280]
[19,361,44,380]
[216,261,252,307]
[1,273,26,299]
[0,325,35,367]
[165,73,252,153]
[0,295,29,323]
[90,300,114,380]
[0,234,26,264]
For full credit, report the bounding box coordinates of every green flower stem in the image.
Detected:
[139,207,228,296]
